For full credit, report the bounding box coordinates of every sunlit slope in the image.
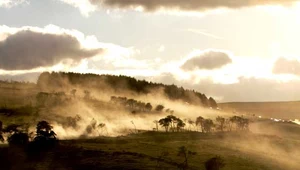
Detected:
[219,102,300,120]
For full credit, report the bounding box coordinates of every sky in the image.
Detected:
[1,0,300,102]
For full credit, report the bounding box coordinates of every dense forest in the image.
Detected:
[37,72,218,108]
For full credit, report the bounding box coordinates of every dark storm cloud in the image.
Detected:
[273,57,300,76]
[181,51,232,71]
[90,0,297,12]
[0,30,102,70]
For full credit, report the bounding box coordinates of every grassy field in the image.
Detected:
[1,129,300,170]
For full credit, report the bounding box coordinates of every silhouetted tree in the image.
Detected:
[229,116,249,131]
[153,120,159,131]
[97,123,107,136]
[208,97,218,109]
[187,119,195,131]
[159,117,171,132]
[196,116,205,132]
[3,124,29,146]
[176,119,186,132]
[216,116,225,132]
[7,133,29,146]
[35,121,56,140]
[166,115,178,132]
[203,119,214,133]
[131,121,137,133]
[155,105,165,112]
[145,103,152,112]
[205,156,225,170]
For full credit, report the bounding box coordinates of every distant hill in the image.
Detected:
[37,72,218,108]
[219,101,300,120]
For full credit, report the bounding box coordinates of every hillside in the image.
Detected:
[0,80,38,107]
[37,72,218,108]
[219,101,300,120]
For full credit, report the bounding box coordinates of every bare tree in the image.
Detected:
[153,120,159,131]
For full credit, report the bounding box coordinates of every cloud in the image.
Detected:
[58,0,299,16]
[273,57,300,76]
[58,0,97,17]
[0,29,102,70]
[0,0,28,8]
[181,50,232,71]
[92,0,298,11]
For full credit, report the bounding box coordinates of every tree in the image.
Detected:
[203,119,214,133]
[159,117,171,132]
[131,121,137,133]
[229,116,249,131]
[176,119,186,132]
[145,103,152,112]
[35,121,56,140]
[155,105,164,112]
[216,116,225,132]
[7,133,29,146]
[97,123,107,136]
[208,97,218,109]
[205,156,225,170]
[166,115,178,132]
[196,116,205,132]
[3,124,29,146]
[153,120,159,131]
[187,119,195,131]
[85,118,98,135]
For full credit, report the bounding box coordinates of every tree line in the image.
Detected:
[110,96,173,113]
[156,115,249,133]
[37,72,218,108]
[0,120,57,149]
